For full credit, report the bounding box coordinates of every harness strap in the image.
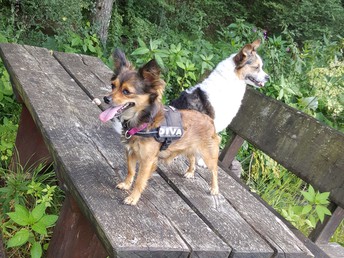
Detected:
[154,106,183,150]
[124,106,183,150]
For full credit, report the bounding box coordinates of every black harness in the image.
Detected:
[123,106,184,151]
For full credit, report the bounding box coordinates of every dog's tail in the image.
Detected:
[170,87,215,119]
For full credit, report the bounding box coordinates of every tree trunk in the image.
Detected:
[93,0,115,46]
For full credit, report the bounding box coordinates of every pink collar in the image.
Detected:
[125,123,148,139]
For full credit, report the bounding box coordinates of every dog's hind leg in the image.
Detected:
[202,135,220,195]
[117,150,137,190]
[124,158,157,205]
[184,154,196,178]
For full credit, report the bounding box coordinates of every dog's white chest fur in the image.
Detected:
[187,54,246,132]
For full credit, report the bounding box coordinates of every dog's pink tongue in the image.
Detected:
[99,106,121,122]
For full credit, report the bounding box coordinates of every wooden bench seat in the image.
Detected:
[1,43,341,257]
[220,80,344,258]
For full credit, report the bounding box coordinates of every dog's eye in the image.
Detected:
[122,89,130,95]
[111,83,115,90]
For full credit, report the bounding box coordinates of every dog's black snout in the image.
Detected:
[103,96,112,104]
[265,75,270,81]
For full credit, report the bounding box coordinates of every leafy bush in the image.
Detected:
[6,203,58,258]
[0,61,20,168]
[1,162,64,258]
[243,150,331,235]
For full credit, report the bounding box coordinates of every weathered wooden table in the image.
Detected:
[0,43,324,257]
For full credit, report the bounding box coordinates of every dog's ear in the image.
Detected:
[112,49,131,76]
[251,39,261,51]
[234,39,261,67]
[139,59,165,101]
[139,59,161,83]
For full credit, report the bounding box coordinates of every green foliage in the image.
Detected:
[0,60,21,167]
[281,185,331,231]
[6,203,57,258]
[131,38,216,101]
[0,0,92,46]
[241,0,344,43]
[0,162,64,257]
[244,150,332,235]
[0,117,18,166]
[44,22,104,59]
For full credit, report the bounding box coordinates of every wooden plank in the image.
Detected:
[159,158,275,258]
[219,133,245,169]
[10,104,52,171]
[318,243,344,258]
[0,43,230,257]
[47,194,108,258]
[229,87,344,208]
[53,51,112,107]
[159,157,314,258]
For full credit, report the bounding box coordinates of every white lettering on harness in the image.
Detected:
[159,126,183,138]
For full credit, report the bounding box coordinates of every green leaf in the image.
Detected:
[315,192,330,205]
[176,62,185,69]
[32,203,46,222]
[301,185,316,203]
[7,205,30,226]
[299,96,318,110]
[278,88,284,100]
[31,241,43,258]
[302,204,313,215]
[292,205,303,214]
[137,38,147,48]
[309,215,316,228]
[40,215,58,227]
[88,44,96,53]
[71,37,81,47]
[305,219,316,228]
[154,54,165,69]
[32,221,48,235]
[315,205,331,223]
[131,47,149,56]
[7,229,30,248]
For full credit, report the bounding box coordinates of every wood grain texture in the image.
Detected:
[0,43,230,257]
[159,158,314,258]
[229,88,344,208]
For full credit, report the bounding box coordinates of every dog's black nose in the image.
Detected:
[103,96,112,104]
[265,75,270,81]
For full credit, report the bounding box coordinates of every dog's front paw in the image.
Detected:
[210,187,219,195]
[184,172,194,179]
[116,182,131,190]
[124,194,140,205]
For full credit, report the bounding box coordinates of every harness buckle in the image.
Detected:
[124,130,132,139]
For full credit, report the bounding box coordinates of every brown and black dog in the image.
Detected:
[100,50,220,205]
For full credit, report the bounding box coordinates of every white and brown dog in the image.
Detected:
[171,39,269,133]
